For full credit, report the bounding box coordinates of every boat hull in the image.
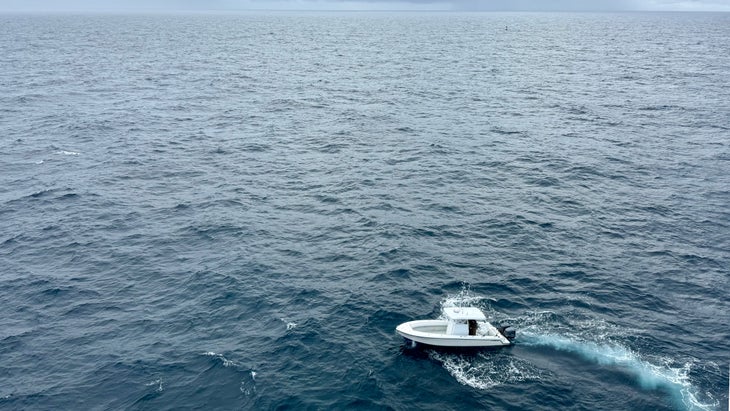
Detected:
[396,320,511,348]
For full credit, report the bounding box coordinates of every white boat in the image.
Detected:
[396,307,515,348]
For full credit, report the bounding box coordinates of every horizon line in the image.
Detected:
[2,8,729,13]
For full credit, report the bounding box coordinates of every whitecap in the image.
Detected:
[240,370,257,395]
[57,150,80,156]
[280,318,297,330]
[145,378,163,392]
[202,351,237,367]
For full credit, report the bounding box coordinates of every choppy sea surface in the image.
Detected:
[1,11,729,410]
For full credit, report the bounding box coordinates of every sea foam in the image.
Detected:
[519,331,717,410]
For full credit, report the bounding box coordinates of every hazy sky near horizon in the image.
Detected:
[2,0,730,11]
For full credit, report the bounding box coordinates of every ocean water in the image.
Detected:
[0,11,728,410]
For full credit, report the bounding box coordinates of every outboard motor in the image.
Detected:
[497,325,517,340]
[503,327,516,340]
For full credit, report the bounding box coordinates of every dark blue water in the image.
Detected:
[1,11,728,410]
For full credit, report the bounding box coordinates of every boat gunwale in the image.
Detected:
[396,319,509,343]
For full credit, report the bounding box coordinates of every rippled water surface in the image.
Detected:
[1,11,729,410]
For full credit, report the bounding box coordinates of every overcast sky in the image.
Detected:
[1,0,730,12]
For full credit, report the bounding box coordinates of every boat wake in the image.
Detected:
[429,350,543,390]
[519,331,718,411]
[432,290,718,411]
[439,288,488,313]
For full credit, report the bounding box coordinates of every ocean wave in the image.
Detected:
[202,351,238,368]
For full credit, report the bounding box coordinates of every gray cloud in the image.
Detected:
[1,0,729,11]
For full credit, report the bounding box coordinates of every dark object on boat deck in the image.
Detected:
[468,319,478,336]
